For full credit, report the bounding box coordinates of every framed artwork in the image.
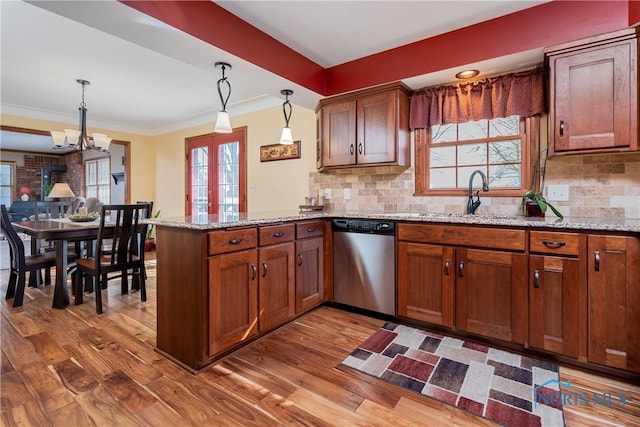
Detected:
[260,140,301,162]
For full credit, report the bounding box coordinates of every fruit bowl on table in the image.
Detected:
[67,213,99,222]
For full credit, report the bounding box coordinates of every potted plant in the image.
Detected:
[522,147,563,219]
[144,210,160,252]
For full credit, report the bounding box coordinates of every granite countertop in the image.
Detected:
[145,209,640,234]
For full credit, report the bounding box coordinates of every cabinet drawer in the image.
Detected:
[259,224,295,246]
[208,228,257,255]
[397,223,525,251]
[530,231,580,256]
[296,220,325,239]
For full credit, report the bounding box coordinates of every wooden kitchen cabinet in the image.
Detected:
[295,220,325,313]
[397,223,527,344]
[397,242,454,327]
[528,231,586,358]
[209,249,259,355]
[588,235,640,373]
[316,82,410,170]
[545,27,638,155]
[258,224,296,331]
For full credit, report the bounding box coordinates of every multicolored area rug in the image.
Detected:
[341,322,565,427]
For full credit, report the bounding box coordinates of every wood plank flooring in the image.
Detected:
[1,261,639,426]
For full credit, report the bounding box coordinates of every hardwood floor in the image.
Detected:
[1,261,639,426]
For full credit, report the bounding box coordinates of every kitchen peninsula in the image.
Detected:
[148,211,640,381]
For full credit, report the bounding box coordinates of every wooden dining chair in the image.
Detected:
[74,203,149,314]
[1,204,57,307]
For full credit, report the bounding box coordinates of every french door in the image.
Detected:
[186,128,246,219]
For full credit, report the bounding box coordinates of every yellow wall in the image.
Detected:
[1,114,156,204]
[153,104,317,218]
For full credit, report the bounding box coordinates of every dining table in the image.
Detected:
[12,217,105,309]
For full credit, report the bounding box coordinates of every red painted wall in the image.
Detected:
[120,1,633,97]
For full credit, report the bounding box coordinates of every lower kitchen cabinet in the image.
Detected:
[455,248,527,344]
[258,242,295,331]
[296,237,324,313]
[529,255,581,357]
[397,242,454,327]
[209,249,259,356]
[588,235,640,372]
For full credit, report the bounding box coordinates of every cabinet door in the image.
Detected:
[397,242,454,327]
[259,242,295,331]
[320,101,356,167]
[295,237,324,313]
[456,249,527,344]
[356,91,397,164]
[588,236,640,372]
[529,255,580,357]
[209,249,258,356]
[550,39,636,153]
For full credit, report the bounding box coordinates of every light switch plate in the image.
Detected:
[547,184,569,202]
[324,189,331,200]
[343,188,351,200]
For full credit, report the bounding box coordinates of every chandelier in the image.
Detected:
[51,79,111,152]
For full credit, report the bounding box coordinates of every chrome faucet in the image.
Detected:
[467,170,490,214]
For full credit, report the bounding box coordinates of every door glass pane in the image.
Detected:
[218,142,239,221]
[190,146,209,215]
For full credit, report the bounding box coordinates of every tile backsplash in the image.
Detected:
[309,152,640,219]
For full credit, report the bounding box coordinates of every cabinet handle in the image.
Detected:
[358,143,363,154]
[228,238,243,245]
[349,144,354,155]
[542,239,566,249]
[444,260,450,276]
[458,262,464,278]
[594,251,600,272]
[262,262,268,277]
[298,253,303,266]
[251,264,257,280]
[306,227,316,233]
[534,269,540,288]
[559,120,565,137]
[272,231,284,238]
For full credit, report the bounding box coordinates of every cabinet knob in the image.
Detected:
[444,260,450,276]
[251,264,257,280]
[349,144,354,155]
[262,262,268,277]
[358,143,363,154]
[272,231,285,238]
[534,269,540,288]
[306,227,316,233]
[594,251,600,272]
[458,262,464,278]
[559,120,565,137]
[228,238,243,245]
[298,253,303,266]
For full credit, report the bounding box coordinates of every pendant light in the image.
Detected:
[50,79,111,152]
[213,62,232,133]
[279,89,294,145]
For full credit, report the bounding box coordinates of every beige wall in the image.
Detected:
[153,104,317,218]
[1,114,156,205]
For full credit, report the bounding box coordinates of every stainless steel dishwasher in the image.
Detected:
[332,219,395,316]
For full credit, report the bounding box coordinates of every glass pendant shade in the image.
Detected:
[93,133,112,150]
[214,111,232,133]
[51,131,66,147]
[279,127,293,145]
[64,128,81,146]
[48,182,75,199]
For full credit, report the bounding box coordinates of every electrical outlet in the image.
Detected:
[324,189,331,200]
[547,184,569,202]
[344,188,351,200]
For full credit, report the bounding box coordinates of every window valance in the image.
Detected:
[409,67,546,129]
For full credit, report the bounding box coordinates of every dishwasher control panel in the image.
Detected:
[332,219,395,234]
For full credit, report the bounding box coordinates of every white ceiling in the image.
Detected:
[0,0,546,153]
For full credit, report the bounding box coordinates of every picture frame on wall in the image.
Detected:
[259,140,301,162]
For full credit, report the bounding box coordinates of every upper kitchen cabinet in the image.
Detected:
[316,82,411,170]
[545,27,638,156]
